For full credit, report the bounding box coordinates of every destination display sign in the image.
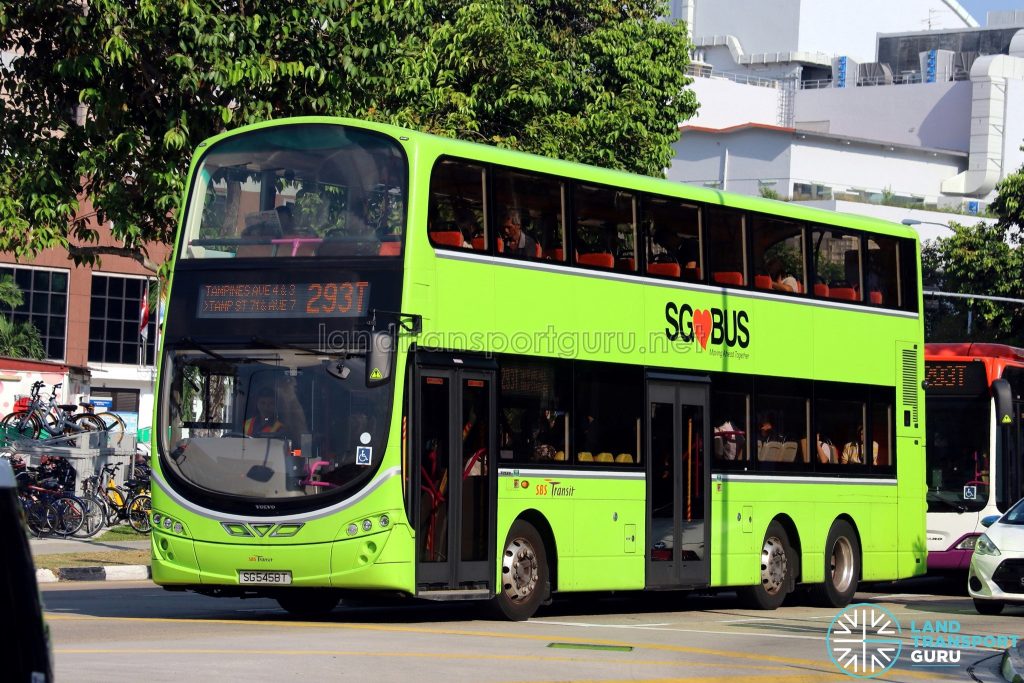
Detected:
[196,281,371,318]
[925,361,987,396]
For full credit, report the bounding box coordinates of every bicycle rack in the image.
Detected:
[2,430,138,487]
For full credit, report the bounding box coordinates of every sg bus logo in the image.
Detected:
[826,603,902,678]
[664,302,750,350]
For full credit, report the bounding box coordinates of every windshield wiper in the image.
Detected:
[176,338,229,361]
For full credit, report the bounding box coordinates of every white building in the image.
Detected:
[667,1,1024,231]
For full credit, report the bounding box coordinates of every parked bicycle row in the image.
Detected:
[2,452,151,538]
[0,381,128,445]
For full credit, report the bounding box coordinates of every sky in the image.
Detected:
[957,0,1024,24]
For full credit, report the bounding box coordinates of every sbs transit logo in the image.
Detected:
[826,603,902,678]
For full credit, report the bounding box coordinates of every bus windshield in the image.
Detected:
[926,395,989,513]
[180,123,406,259]
[160,347,391,502]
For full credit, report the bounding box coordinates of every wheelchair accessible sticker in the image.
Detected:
[356,446,372,466]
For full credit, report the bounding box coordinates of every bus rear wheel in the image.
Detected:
[740,521,794,610]
[813,520,860,608]
[494,519,549,621]
[276,590,340,618]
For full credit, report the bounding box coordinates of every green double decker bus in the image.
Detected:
[151,117,926,618]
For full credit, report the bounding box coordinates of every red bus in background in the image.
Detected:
[925,343,1024,572]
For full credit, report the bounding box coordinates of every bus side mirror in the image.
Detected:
[981,515,1000,528]
[992,378,1013,426]
[366,329,394,388]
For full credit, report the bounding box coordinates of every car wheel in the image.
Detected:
[973,598,1004,616]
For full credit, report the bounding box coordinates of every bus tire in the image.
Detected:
[740,520,793,610]
[276,590,340,618]
[494,519,549,621]
[813,520,860,608]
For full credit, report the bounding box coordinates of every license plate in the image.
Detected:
[238,570,292,585]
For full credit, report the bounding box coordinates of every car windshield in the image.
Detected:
[925,395,990,513]
[160,347,391,502]
[181,123,406,259]
[1003,500,1024,525]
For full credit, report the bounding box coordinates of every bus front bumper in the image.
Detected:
[150,524,414,595]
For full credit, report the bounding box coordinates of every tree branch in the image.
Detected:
[66,244,159,273]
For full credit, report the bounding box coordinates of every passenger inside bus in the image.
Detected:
[501,208,538,257]
[816,434,836,464]
[840,425,878,465]
[653,224,699,273]
[766,258,800,293]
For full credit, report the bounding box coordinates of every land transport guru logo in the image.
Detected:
[826,602,1020,678]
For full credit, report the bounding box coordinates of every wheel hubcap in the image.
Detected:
[829,537,854,593]
[760,535,787,595]
[502,536,538,603]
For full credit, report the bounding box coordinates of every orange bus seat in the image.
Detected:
[713,271,743,286]
[577,252,615,268]
[830,287,857,301]
[647,262,681,278]
[471,236,487,251]
[430,230,464,247]
[869,290,883,304]
[616,257,636,271]
[814,283,829,297]
[545,247,565,261]
[754,274,772,290]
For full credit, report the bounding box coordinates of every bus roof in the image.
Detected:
[197,116,920,242]
[926,342,1024,363]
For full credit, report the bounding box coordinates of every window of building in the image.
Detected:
[644,197,702,282]
[428,159,486,251]
[499,358,571,464]
[811,226,861,302]
[492,168,565,261]
[89,275,156,365]
[572,183,636,272]
[751,216,805,294]
[573,361,642,465]
[0,265,68,360]
[706,208,747,286]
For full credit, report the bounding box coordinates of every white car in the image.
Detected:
[967,501,1024,615]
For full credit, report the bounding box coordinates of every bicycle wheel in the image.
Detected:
[127,494,151,533]
[104,489,125,526]
[95,412,127,446]
[46,495,85,537]
[71,413,105,432]
[73,494,107,538]
[0,411,41,440]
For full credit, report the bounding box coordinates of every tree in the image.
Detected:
[0,275,46,360]
[0,0,697,268]
[922,221,1024,345]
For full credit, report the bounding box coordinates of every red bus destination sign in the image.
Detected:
[197,281,371,318]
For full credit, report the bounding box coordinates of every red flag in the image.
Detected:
[139,293,150,340]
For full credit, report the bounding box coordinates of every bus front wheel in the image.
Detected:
[494,519,549,621]
[740,521,794,610]
[276,590,340,618]
[813,520,860,608]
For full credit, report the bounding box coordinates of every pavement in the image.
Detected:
[29,536,151,583]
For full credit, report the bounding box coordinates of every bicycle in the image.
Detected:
[98,463,151,533]
[0,382,105,441]
[14,462,85,537]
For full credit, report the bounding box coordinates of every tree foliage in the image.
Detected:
[0,0,697,267]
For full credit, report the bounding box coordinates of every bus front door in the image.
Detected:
[646,380,710,589]
[414,367,496,596]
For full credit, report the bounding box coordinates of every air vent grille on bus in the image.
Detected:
[901,348,919,425]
